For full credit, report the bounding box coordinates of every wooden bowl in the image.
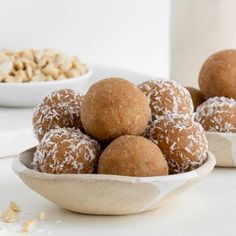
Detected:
[12,147,216,215]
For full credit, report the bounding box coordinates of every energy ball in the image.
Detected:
[81,78,151,141]
[195,97,236,133]
[185,87,205,111]
[138,79,193,119]
[146,115,208,174]
[98,135,168,177]
[199,49,236,99]
[33,89,83,141]
[33,128,101,174]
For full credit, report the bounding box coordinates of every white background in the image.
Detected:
[0,0,170,78]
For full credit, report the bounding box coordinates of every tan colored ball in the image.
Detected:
[33,128,101,174]
[185,87,205,111]
[146,115,208,174]
[199,49,236,99]
[33,89,83,141]
[81,78,151,141]
[195,97,236,133]
[98,135,169,177]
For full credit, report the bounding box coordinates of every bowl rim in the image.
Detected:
[0,67,92,87]
[12,147,216,183]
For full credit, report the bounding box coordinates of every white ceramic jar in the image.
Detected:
[170,0,236,87]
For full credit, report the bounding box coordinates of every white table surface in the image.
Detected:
[0,107,37,158]
[0,66,236,235]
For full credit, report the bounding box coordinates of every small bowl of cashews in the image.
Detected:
[0,48,92,107]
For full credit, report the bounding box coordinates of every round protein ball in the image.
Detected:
[98,135,168,177]
[185,87,205,111]
[199,49,236,99]
[33,89,84,141]
[195,97,236,133]
[33,128,101,174]
[81,78,151,141]
[138,79,193,119]
[146,115,208,174]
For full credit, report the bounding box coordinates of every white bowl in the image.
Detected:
[206,131,236,167]
[0,63,158,108]
[0,69,92,107]
[12,147,216,215]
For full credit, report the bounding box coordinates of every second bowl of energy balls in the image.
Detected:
[187,49,236,167]
[12,77,215,215]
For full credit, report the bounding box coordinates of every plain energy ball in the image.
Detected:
[185,87,205,111]
[81,78,151,141]
[33,128,101,174]
[146,115,208,174]
[33,89,84,141]
[199,49,236,99]
[98,135,169,177]
[138,79,193,119]
[195,97,236,133]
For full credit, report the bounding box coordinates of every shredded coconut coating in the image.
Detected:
[33,89,84,141]
[195,97,236,133]
[138,79,194,119]
[33,128,101,174]
[146,115,208,174]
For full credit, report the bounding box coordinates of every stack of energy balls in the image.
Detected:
[186,49,236,133]
[32,77,208,176]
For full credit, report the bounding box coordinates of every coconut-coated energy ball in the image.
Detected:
[199,49,236,99]
[33,128,101,174]
[146,115,208,174]
[98,135,168,177]
[195,97,236,133]
[138,79,193,119]
[81,78,151,141]
[33,89,83,141]
[185,87,205,111]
